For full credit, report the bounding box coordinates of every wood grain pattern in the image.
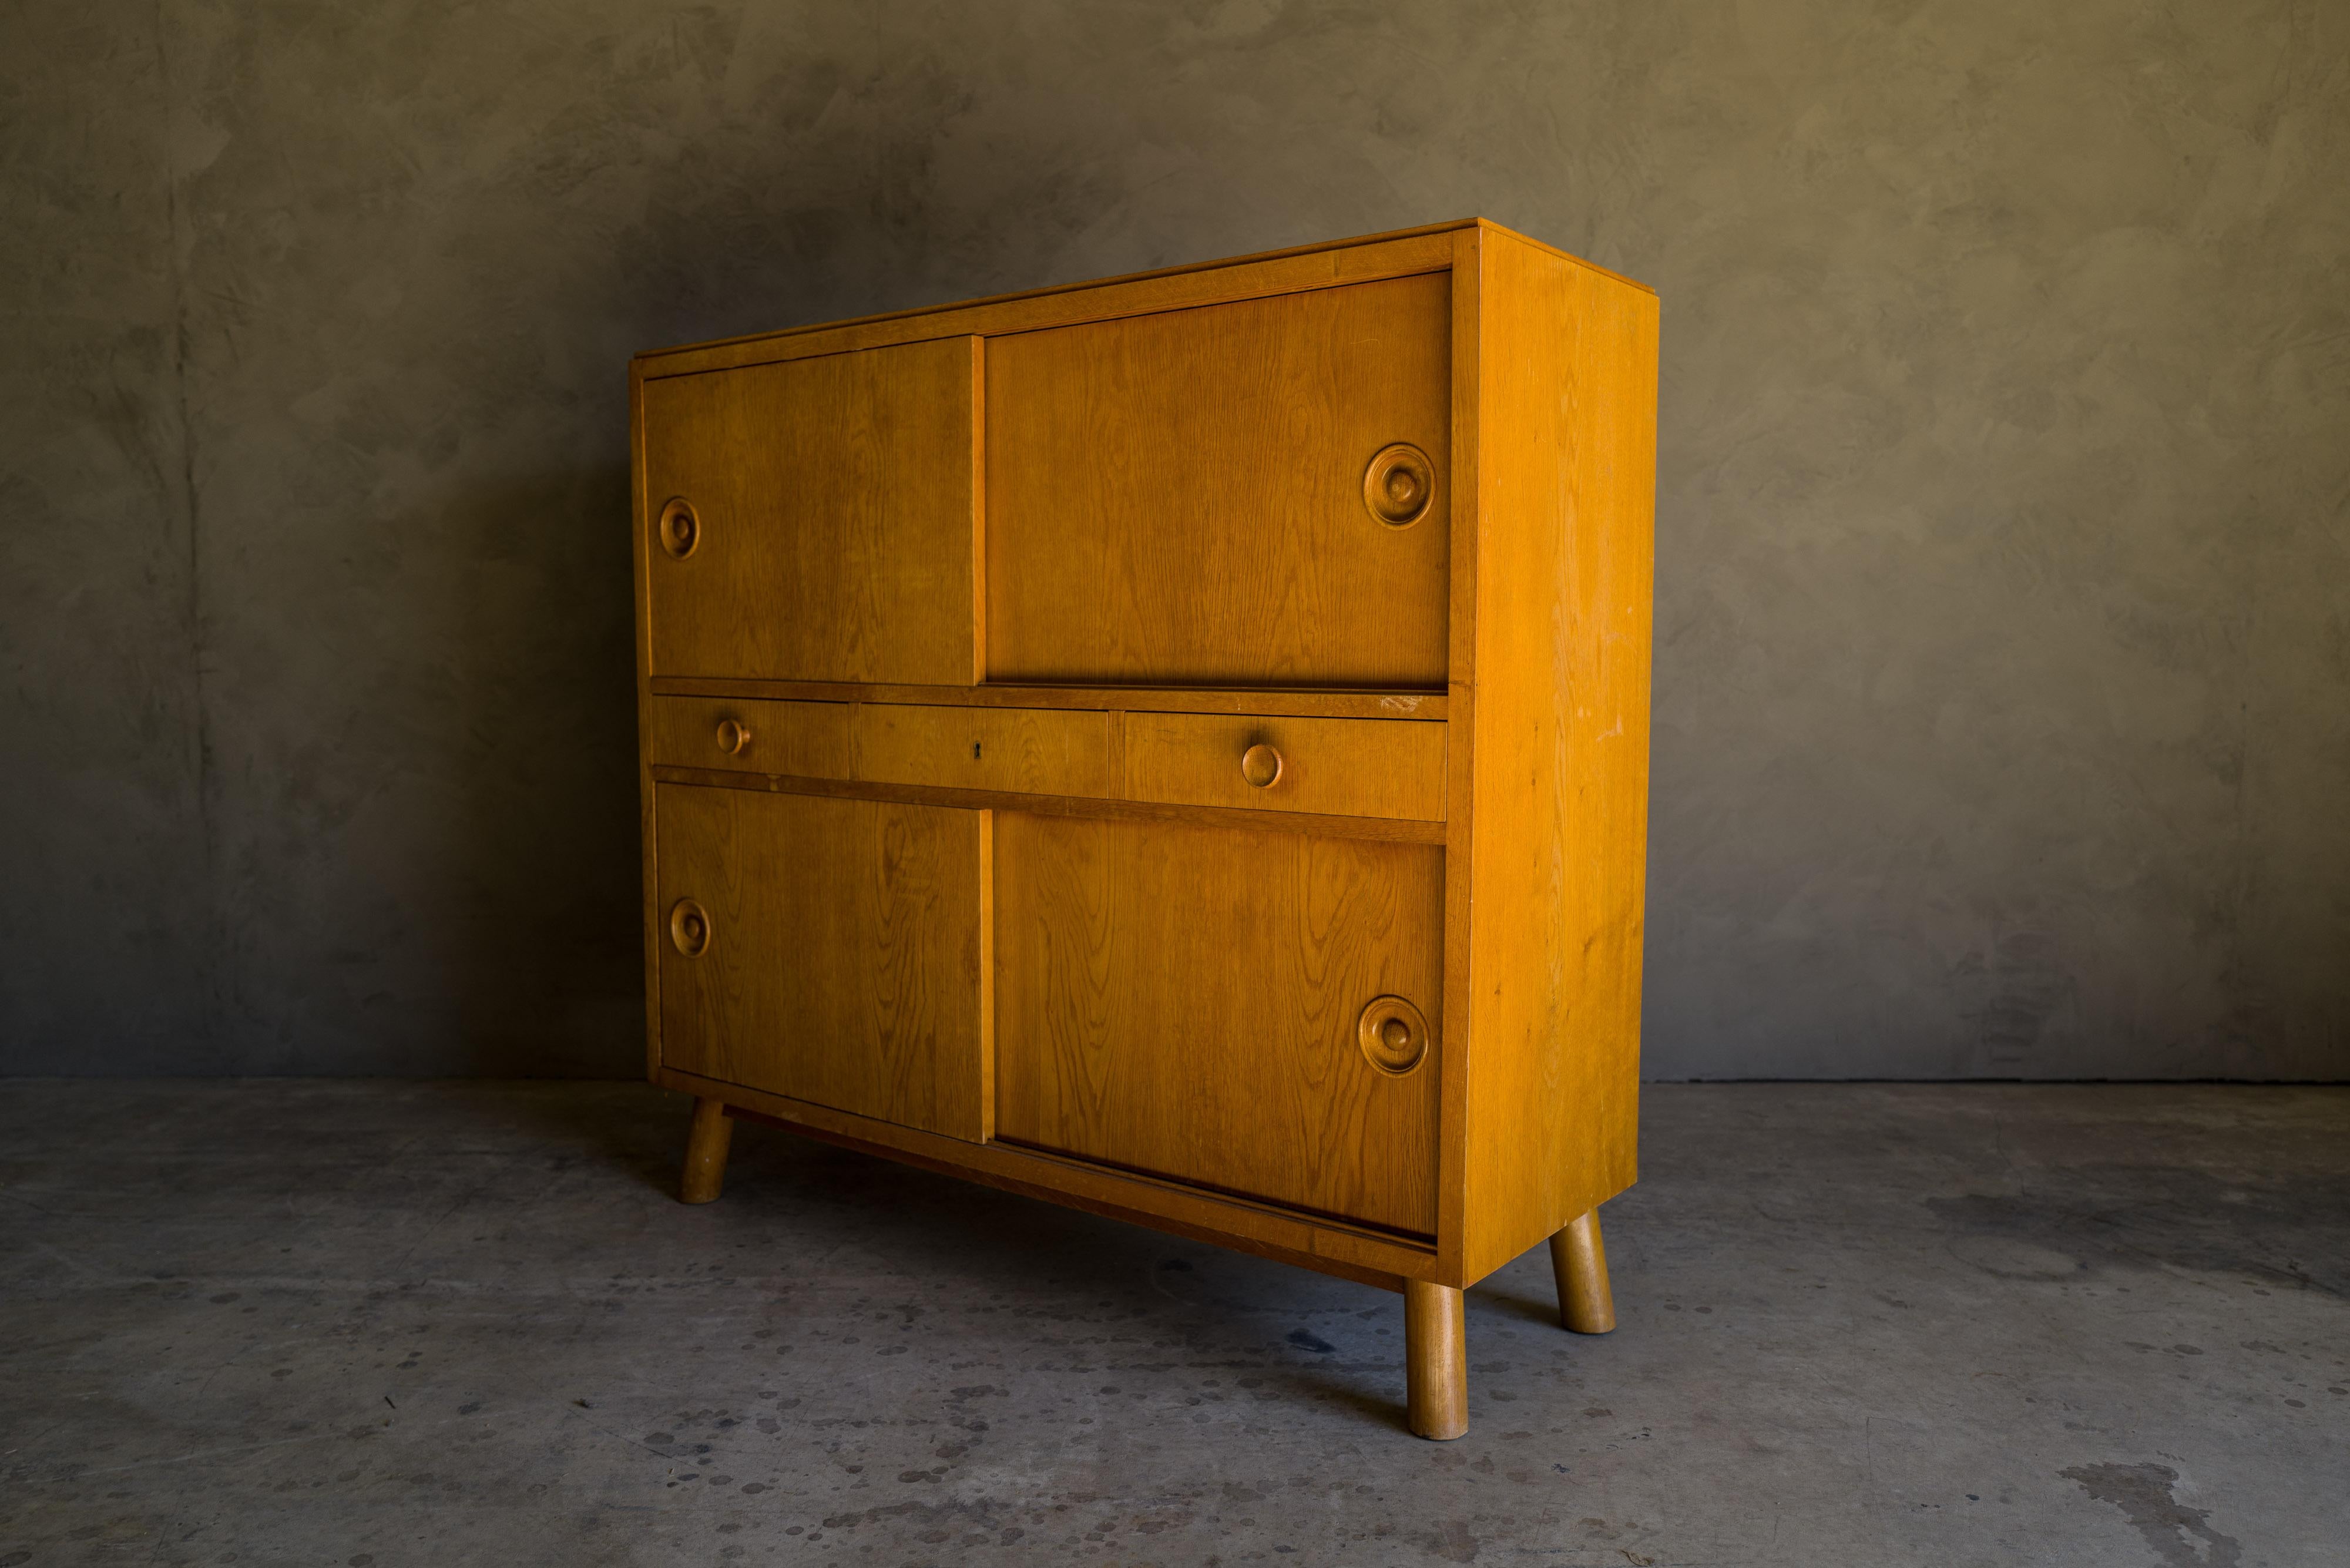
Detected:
[1404,1281,1468,1440]
[1122,712,1446,821]
[641,335,979,684]
[993,812,1444,1235]
[654,784,990,1140]
[985,273,1452,687]
[631,220,1650,380]
[690,1077,1436,1289]
[650,704,1443,824]
[679,1096,731,1204]
[639,229,1459,378]
[651,764,1449,845]
[650,678,1446,721]
[1432,226,1484,1286]
[646,696,854,775]
[1458,227,1657,1283]
[1550,1208,1616,1334]
[854,703,1112,796]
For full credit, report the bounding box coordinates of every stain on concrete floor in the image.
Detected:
[0,1083,2342,1564]
[2060,1462,2242,1568]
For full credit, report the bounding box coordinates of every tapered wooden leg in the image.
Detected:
[679,1097,733,1205]
[1404,1279,1468,1440]
[1550,1208,1616,1334]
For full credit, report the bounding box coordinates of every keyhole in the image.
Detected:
[972,742,982,759]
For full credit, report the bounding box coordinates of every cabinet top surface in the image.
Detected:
[633,217,1654,366]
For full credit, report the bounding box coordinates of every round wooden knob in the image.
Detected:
[657,496,700,559]
[1358,995,1431,1075]
[669,899,711,957]
[714,718,753,756]
[1240,743,1284,788]
[1363,444,1435,528]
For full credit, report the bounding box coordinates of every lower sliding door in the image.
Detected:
[654,784,989,1141]
[992,812,1443,1237]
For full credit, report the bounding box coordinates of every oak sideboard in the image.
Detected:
[630,219,1657,1439]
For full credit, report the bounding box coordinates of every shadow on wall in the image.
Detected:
[4,0,2344,1079]
[454,91,1261,1079]
[444,465,644,1076]
[163,15,1253,1080]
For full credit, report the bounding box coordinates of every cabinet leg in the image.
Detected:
[1549,1208,1616,1334]
[1404,1279,1468,1440]
[679,1097,733,1205]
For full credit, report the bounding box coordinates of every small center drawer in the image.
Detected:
[855,704,1114,795]
[1122,712,1446,821]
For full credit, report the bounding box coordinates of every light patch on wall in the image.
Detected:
[1952,926,2079,1071]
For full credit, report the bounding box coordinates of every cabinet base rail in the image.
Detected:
[674,1093,1616,1440]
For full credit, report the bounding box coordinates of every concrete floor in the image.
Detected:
[0,1083,2342,1567]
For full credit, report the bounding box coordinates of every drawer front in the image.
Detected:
[854,704,1113,796]
[985,273,1451,687]
[993,812,1443,1235]
[640,337,979,684]
[650,697,1112,797]
[1124,712,1445,821]
[654,785,989,1139]
[647,696,854,775]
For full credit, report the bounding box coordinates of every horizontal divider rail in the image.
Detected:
[656,1065,1443,1291]
[647,677,1448,722]
[649,765,1448,845]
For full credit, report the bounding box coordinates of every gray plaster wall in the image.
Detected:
[4,1,2345,1079]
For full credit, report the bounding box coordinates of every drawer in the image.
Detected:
[993,812,1443,1235]
[985,273,1451,687]
[854,704,1113,796]
[647,696,854,775]
[1123,712,1446,821]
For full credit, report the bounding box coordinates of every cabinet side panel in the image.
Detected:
[1462,233,1657,1283]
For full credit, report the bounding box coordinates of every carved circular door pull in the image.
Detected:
[657,496,700,558]
[1240,743,1285,788]
[669,898,712,957]
[1358,995,1431,1075]
[1364,444,1435,528]
[714,718,753,756]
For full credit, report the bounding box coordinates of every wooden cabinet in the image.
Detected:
[632,220,1658,1440]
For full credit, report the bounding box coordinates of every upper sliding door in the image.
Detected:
[639,337,979,684]
[983,273,1452,689]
